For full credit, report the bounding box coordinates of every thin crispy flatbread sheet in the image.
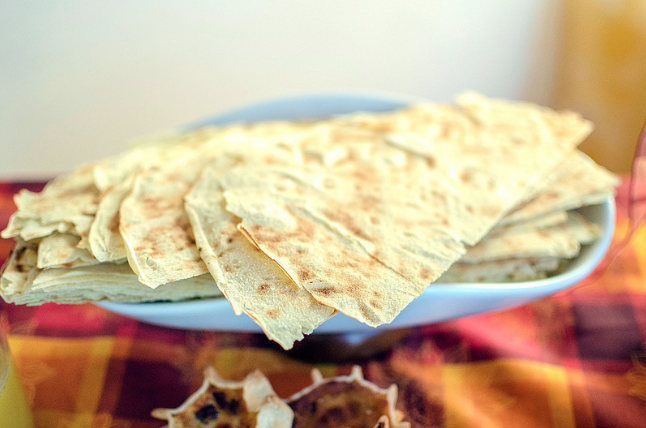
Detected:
[487,210,568,238]
[222,141,466,326]
[119,153,212,288]
[562,211,603,244]
[88,127,241,263]
[506,151,571,206]
[221,94,592,326]
[360,94,594,244]
[93,122,303,193]
[1,244,223,305]
[117,129,308,289]
[185,155,336,349]
[460,227,579,263]
[227,191,438,327]
[460,211,600,263]
[2,218,74,240]
[88,173,135,263]
[437,257,562,283]
[0,239,39,297]
[290,125,469,284]
[500,150,620,225]
[93,127,230,192]
[333,95,593,244]
[95,123,310,272]
[27,266,222,305]
[1,164,100,245]
[37,233,99,269]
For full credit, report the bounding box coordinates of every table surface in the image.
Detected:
[1,178,646,428]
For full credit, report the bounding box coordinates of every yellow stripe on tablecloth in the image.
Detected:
[442,364,474,427]
[8,335,109,358]
[443,359,576,428]
[8,335,116,425]
[34,410,123,428]
[542,363,576,428]
[71,337,114,414]
[34,409,75,428]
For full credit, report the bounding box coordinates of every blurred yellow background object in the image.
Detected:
[0,327,34,428]
[552,0,646,173]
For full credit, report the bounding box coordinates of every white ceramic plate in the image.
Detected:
[96,93,616,334]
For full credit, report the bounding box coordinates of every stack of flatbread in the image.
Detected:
[0,93,619,349]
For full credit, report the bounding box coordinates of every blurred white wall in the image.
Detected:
[0,0,556,179]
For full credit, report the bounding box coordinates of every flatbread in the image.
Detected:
[119,152,212,288]
[0,126,241,246]
[561,211,603,244]
[360,94,593,244]
[487,211,568,238]
[88,127,244,263]
[500,150,619,225]
[93,126,230,192]
[27,267,222,305]
[185,154,336,349]
[1,242,223,305]
[88,173,135,263]
[0,239,39,297]
[1,164,100,246]
[37,233,99,269]
[116,123,314,289]
[221,95,592,326]
[0,93,617,348]
[460,211,601,263]
[221,134,467,326]
[437,257,562,283]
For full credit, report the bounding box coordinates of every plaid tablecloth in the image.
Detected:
[1,179,645,428]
